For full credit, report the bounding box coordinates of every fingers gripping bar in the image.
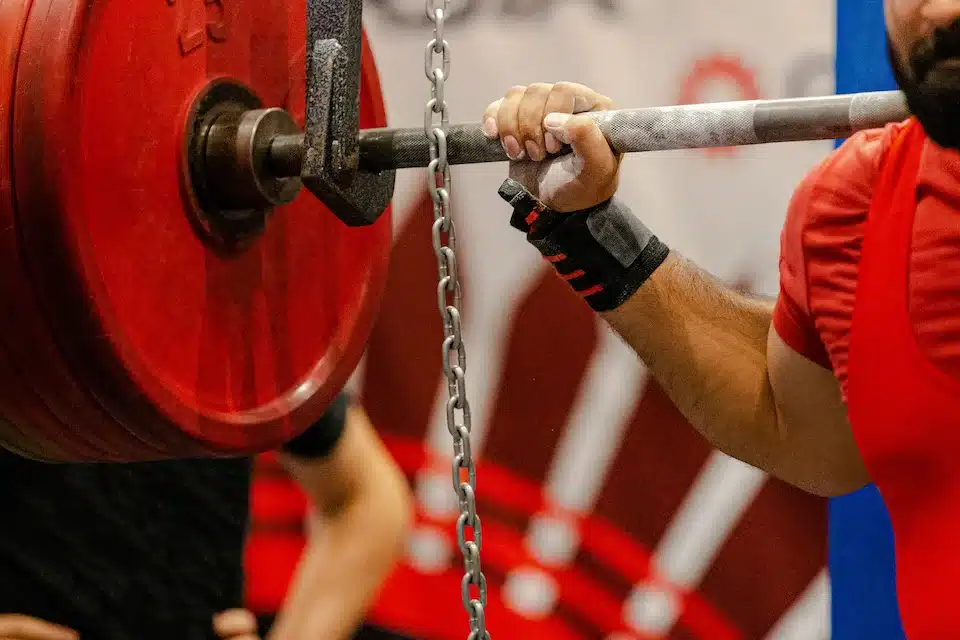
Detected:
[266,90,909,175]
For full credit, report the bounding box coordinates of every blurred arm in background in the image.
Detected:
[272,400,413,640]
[219,395,413,640]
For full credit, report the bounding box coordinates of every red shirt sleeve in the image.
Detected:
[773,166,832,369]
[772,124,903,374]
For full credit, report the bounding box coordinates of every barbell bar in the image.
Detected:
[263,90,910,176]
[198,0,912,228]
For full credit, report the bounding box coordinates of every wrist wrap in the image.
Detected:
[498,178,669,312]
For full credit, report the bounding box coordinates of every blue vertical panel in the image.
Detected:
[832,1,906,637]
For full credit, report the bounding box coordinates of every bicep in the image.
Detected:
[767,327,868,496]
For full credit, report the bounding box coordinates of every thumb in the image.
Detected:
[0,615,78,640]
[212,609,259,639]
[542,112,617,185]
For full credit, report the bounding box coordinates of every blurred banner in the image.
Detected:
[350,2,837,639]
[251,2,840,639]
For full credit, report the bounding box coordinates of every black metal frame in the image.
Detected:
[300,0,395,226]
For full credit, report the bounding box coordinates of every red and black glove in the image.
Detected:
[498,178,669,312]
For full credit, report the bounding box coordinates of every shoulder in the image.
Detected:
[790,121,906,230]
[781,121,907,292]
[774,121,908,371]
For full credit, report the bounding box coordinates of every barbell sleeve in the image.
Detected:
[266,90,909,176]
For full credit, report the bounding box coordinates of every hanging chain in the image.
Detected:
[423,2,490,639]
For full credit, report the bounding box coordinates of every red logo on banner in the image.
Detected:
[678,55,760,157]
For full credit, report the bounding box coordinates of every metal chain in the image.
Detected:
[423,2,489,639]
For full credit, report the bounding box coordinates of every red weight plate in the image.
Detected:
[0,0,154,461]
[0,0,62,459]
[13,0,392,456]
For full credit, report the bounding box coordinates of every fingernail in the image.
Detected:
[542,113,571,143]
[573,95,590,112]
[482,117,498,138]
[503,135,524,160]
[543,112,570,129]
[525,140,544,161]
[545,132,560,154]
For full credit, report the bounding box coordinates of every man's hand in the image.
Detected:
[213,609,261,640]
[482,82,621,212]
[0,615,78,640]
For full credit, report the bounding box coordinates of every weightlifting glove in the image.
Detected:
[498,178,669,312]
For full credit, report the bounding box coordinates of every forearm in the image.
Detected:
[501,182,787,474]
[602,252,785,472]
[486,85,860,493]
[269,456,412,640]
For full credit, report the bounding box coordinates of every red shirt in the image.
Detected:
[773,121,960,394]
[838,119,960,639]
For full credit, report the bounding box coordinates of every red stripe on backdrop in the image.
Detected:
[698,480,826,637]
[481,267,601,485]
[588,380,714,553]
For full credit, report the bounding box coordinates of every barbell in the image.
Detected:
[0,0,910,462]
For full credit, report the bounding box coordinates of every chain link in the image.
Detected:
[423,2,490,638]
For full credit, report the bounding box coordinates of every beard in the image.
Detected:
[889,22,960,151]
